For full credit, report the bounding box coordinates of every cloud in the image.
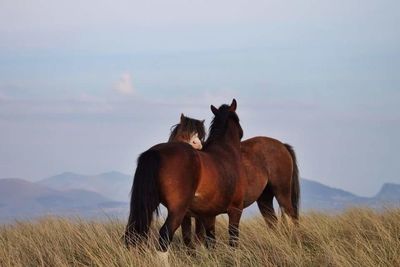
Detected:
[114,72,135,96]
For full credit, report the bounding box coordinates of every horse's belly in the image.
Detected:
[242,162,268,208]
[189,189,230,216]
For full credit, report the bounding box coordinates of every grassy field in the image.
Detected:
[0,208,399,267]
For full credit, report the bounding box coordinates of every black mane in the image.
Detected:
[204,104,240,146]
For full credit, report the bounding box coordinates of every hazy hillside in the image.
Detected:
[1,172,399,222]
[36,172,400,210]
[300,178,365,211]
[374,183,400,201]
[0,178,127,223]
[39,171,131,202]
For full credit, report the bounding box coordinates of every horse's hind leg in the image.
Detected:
[181,214,193,249]
[159,210,187,252]
[274,186,297,221]
[257,183,277,227]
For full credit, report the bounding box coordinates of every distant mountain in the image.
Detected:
[299,179,399,211]
[374,183,400,201]
[300,178,366,211]
[39,171,132,202]
[245,178,400,215]
[1,172,399,223]
[38,172,400,211]
[0,178,127,223]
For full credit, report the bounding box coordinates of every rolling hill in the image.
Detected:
[38,171,131,202]
[0,178,127,223]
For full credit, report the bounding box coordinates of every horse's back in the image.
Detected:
[242,136,292,163]
[151,142,198,162]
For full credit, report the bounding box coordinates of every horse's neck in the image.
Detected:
[205,139,240,153]
[205,122,241,150]
[221,125,241,148]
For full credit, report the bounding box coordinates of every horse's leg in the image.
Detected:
[181,214,193,249]
[274,187,297,222]
[194,216,205,245]
[227,207,243,247]
[159,209,188,252]
[202,216,216,249]
[157,155,199,251]
[257,183,277,227]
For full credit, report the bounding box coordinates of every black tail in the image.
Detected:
[124,150,161,246]
[284,144,300,219]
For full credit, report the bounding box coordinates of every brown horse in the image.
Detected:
[169,115,300,247]
[124,99,245,252]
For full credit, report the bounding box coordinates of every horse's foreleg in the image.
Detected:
[201,216,216,249]
[181,214,193,249]
[194,216,205,245]
[227,207,243,247]
[159,211,187,252]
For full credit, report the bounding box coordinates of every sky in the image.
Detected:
[0,0,399,197]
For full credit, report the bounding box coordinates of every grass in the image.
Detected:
[0,208,399,267]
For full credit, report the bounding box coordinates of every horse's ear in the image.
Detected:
[180,113,185,123]
[211,105,218,115]
[201,119,205,124]
[229,99,237,112]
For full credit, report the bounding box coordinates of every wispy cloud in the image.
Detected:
[113,72,135,96]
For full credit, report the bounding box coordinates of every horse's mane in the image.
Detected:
[168,116,206,142]
[204,104,240,146]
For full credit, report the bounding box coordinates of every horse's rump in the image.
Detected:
[152,142,202,206]
[240,136,294,207]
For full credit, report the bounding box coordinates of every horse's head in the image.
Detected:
[206,99,243,145]
[168,114,206,150]
[188,132,203,150]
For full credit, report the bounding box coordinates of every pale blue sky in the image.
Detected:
[0,0,399,196]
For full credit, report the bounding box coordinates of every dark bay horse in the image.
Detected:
[124,99,245,252]
[169,115,300,246]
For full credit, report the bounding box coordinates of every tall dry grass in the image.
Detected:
[0,208,399,267]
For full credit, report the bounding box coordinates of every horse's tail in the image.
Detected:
[284,143,300,219]
[124,149,161,247]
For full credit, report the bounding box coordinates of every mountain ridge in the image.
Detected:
[0,177,127,223]
[38,171,131,202]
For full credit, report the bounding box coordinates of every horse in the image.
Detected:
[124,99,245,253]
[169,114,300,247]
